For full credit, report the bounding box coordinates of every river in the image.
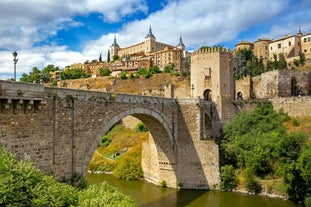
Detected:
[86,173,298,207]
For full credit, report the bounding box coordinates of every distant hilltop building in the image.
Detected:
[235,28,311,66]
[110,25,189,72]
[63,26,189,78]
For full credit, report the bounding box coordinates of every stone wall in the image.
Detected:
[238,70,311,100]
[0,80,222,190]
[235,76,252,100]
[270,96,311,117]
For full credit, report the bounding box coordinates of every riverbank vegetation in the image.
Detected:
[88,122,148,180]
[0,146,136,207]
[220,101,311,206]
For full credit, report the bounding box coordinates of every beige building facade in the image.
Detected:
[234,29,311,67]
[254,38,270,63]
[110,26,186,71]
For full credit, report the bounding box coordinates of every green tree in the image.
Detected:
[107,50,111,62]
[299,51,305,65]
[220,165,237,191]
[180,56,191,75]
[149,65,161,74]
[297,145,311,183]
[99,68,111,76]
[60,68,91,80]
[278,53,287,69]
[164,64,175,73]
[120,71,127,79]
[112,55,120,61]
[20,67,41,83]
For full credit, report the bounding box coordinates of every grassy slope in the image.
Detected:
[88,124,149,176]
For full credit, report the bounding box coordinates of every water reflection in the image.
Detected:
[86,173,298,207]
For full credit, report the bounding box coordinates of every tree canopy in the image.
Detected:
[221,101,311,204]
[20,65,59,83]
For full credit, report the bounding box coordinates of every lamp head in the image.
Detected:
[13,51,18,58]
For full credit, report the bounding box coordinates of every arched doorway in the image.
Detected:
[204,89,212,101]
[237,91,243,100]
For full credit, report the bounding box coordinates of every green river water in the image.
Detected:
[86,173,299,207]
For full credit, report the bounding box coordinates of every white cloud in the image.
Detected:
[1,0,311,80]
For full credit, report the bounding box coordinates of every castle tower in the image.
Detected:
[110,35,120,57]
[176,35,185,50]
[145,25,156,54]
[191,47,235,123]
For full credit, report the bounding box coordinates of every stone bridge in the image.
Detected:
[0,80,221,189]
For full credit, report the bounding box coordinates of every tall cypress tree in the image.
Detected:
[107,50,111,62]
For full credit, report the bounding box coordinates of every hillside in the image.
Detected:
[61,73,190,95]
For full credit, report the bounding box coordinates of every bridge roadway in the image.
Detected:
[0,80,221,189]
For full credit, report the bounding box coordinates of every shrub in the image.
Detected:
[77,182,136,207]
[99,135,112,147]
[160,180,167,188]
[113,150,143,180]
[134,122,148,132]
[244,169,261,194]
[120,71,127,79]
[220,165,237,191]
[99,68,111,76]
[292,119,300,126]
[0,146,79,207]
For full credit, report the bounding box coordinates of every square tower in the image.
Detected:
[191,47,235,122]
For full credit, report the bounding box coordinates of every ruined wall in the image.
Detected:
[239,70,311,100]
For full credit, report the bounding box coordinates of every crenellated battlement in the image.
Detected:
[191,47,231,56]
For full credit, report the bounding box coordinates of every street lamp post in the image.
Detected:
[13,51,18,81]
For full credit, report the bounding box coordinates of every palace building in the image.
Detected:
[110,26,188,72]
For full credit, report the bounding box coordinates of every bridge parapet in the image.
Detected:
[0,81,45,113]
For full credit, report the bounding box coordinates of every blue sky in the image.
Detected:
[0,0,310,80]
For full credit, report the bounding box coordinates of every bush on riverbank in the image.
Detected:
[221,101,311,204]
[0,146,136,206]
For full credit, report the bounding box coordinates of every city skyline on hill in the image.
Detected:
[0,0,310,80]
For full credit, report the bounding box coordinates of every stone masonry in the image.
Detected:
[0,80,221,190]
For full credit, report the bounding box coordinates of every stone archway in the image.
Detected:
[81,107,177,188]
[237,91,243,100]
[204,89,212,101]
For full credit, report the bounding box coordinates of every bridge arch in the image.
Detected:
[81,106,177,187]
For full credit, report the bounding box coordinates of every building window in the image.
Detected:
[305,49,307,53]
[278,43,281,49]
[308,37,311,42]
[288,41,291,46]
[271,46,273,50]
[304,38,307,42]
